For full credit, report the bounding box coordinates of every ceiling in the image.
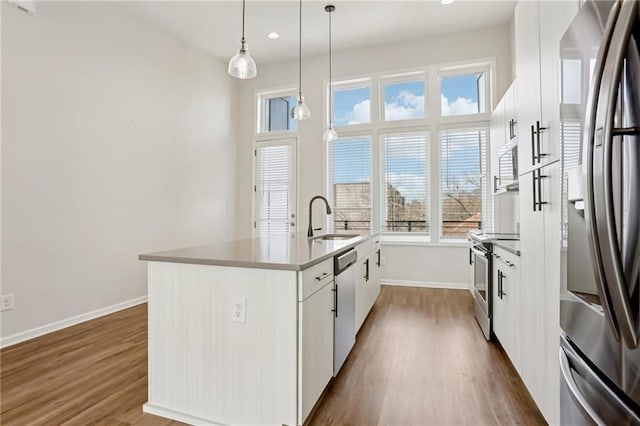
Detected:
[120,1,516,64]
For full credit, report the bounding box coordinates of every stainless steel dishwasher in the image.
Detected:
[333,247,357,375]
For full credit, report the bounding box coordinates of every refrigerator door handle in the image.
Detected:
[596,0,639,349]
[583,0,622,342]
[559,347,606,426]
[560,337,640,425]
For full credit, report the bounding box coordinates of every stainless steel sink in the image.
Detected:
[312,233,359,241]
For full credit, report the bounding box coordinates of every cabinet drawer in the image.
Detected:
[299,258,334,301]
[493,247,519,271]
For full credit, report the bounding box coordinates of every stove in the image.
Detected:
[468,231,519,339]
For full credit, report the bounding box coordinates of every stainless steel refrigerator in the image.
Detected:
[560,0,640,424]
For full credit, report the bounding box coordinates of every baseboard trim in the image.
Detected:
[0,296,148,348]
[382,279,468,290]
[143,403,223,425]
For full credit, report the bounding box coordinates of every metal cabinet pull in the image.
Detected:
[535,121,549,164]
[532,171,538,212]
[530,124,536,166]
[376,249,381,267]
[315,272,331,281]
[536,169,548,211]
[332,285,338,317]
[364,259,370,281]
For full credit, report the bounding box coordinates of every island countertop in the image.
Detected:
[139,232,379,271]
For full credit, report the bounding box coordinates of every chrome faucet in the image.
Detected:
[307,195,333,237]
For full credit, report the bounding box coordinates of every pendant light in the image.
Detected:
[323,5,337,143]
[291,0,311,120]
[228,0,257,79]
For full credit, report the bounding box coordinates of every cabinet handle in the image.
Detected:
[497,270,503,299]
[364,259,370,281]
[315,272,331,281]
[504,260,515,268]
[332,284,338,317]
[376,249,381,267]
[469,248,473,265]
[535,121,548,164]
[530,124,537,166]
[532,171,538,212]
[493,175,499,193]
[509,118,517,140]
[536,169,548,211]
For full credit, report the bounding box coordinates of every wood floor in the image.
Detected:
[1,286,545,425]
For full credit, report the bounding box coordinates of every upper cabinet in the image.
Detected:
[515,0,580,175]
[514,1,545,175]
[491,83,519,193]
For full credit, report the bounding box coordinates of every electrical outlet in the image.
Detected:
[1,294,14,311]
[231,297,246,323]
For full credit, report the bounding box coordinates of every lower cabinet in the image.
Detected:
[355,241,382,332]
[492,247,521,372]
[298,280,334,424]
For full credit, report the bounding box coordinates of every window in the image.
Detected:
[383,79,426,121]
[255,139,296,237]
[440,72,487,116]
[439,128,489,238]
[327,137,372,231]
[258,92,297,133]
[381,132,430,234]
[332,83,371,126]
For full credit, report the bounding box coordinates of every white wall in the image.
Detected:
[1,2,237,342]
[236,24,513,287]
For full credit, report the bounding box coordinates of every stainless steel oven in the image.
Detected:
[469,240,491,339]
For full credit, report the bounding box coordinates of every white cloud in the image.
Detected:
[441,94,478,116]
[385,91,425,121]
[347,100,371,125]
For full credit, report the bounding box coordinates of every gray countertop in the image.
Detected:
[139,232,379,271]
[492,239,521,256]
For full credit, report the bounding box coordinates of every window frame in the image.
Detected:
[329,77,374,132]
[255,87,298,137]
[379,71,429,126]
[324,59,495,244]
[437,124,492,241]
[438,62,493,123]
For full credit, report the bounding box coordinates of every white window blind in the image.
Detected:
[439,128,490,238]
[255,140,295,237]
[381,132,429,234]
[327,137,372,231]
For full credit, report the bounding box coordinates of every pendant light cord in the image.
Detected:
[328,7,333,126]
[241,0,246,45]
[298,0,302,98]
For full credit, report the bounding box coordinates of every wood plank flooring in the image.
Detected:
[1,286,545,425]
[310,286,546,425]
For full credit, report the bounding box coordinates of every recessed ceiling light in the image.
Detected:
[441,0,455,4]
[267,32,280,39]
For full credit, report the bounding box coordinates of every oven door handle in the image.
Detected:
[471,247,488,259]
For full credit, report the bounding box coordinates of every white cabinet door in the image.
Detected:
[299,281,334,423]
[490,96,507,193]
[504,83,518,145]
[515,0,542,176]
[492,247,521,372]
[541,161,562,424]
[538,0,580,167]
[355,256,369,332]
[517,170,546,403]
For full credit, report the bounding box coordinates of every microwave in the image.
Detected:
[494,142,518,192]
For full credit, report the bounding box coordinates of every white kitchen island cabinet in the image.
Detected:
[140,232,380,426]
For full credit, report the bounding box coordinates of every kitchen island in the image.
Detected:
[139,232,381,426]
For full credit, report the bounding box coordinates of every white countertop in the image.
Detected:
[139,232,379,271]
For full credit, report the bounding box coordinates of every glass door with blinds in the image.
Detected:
[254,139,296,238]
[439,128,491,239]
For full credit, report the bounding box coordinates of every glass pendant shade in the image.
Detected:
[323,124,338,142]
[291,95,311,120]
[228,43,256,79]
